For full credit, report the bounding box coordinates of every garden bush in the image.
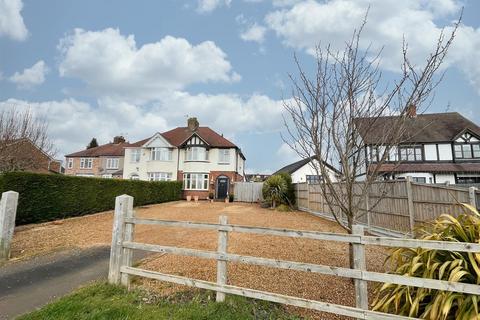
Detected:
[262,175,288,208]
[0,172,182,225]
[372,203,480,319]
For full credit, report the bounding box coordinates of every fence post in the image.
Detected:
[120,197,135,288]
[0,191,19,261]
[216,215,229,302]
[468,187,477,209]
[405,177,415,237]
[108,194,133,285]
[307,183,311,211]
[352,225,368,313]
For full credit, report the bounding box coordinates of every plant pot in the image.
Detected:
[225,198,229,203]
[194,196,199,202]
[210,199,214,203]
[186,196,192,202]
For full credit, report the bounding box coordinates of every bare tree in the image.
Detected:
[0,107,56,172]
[282,15,459,266]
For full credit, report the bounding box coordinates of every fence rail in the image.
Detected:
[109,194,480,320]
[295,179,479,237]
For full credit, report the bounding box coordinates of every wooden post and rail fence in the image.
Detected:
[0,191,19,262]
[108,194,480,320]
[295,178,479,237]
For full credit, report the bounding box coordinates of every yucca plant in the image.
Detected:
[372,204,480,319]
[262,175,288,208]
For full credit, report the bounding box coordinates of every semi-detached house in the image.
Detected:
[123,118,245,199]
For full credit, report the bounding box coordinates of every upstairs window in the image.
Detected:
[218,149,230,164]
[106,158,119,169]
[455,144,480,159]
[399,146,422,162]
[67,158,74,169]
[80,158,93,169]
[151,147,172,161]
[130,149,141,162]
[186,147,208,161]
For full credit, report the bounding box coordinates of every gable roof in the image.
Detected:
[355,112,480,144]
[66,142,130,157]
[274,156,340,175]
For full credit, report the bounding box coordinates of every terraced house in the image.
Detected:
[123,118,246,199]
[64,136,129,178]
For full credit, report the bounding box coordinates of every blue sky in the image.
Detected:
[1,0,479,173]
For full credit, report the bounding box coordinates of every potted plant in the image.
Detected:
[209,192,214,203]
[229,194,234,203]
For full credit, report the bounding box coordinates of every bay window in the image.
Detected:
[455,144,480,159]
[399,146,422,161]
[183,173,209,190]
[186,147,208,161]
[148,172,172,181]
[151,147,172,161]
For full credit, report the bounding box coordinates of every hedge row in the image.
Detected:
[0,172,182,225]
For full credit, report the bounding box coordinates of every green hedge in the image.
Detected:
[0,172,182,225]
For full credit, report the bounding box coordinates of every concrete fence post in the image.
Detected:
[352,225,368,316]
[468,187,477,209]
[405,177,415,237]
[108,194,134,285]
[0,191,19,261]
[216,215,229,302]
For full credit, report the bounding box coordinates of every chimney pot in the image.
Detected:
[187,117,199,131]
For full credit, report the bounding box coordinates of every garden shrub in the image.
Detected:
[0,172,182,225]
[262,175,288,208]
[372,203,480,319]
[276,172,296,206]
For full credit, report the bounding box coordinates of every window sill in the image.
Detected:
[218,162,230,165]
[183,189,209,191]
[184,160,209,163]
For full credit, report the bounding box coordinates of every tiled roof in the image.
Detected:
[65,142,130,157]
[161,127,236,148]
[355,112,480,144]
[370,162,480,173]
[274,156,340,175]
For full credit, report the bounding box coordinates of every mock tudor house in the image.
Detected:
[274,157,340,184]
[123,118,245,199]
[65,136,129,178]
[357,111,480,184]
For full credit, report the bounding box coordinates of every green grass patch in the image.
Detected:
[19,283,301,320]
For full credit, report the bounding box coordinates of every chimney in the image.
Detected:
[113,135,126,144]
[187,117,199,132]
[406,104,417,118]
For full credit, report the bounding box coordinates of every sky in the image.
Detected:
[0,0,479,173]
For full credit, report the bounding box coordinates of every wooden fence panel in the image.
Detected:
[295,181,474,237]
[233,182,264,203]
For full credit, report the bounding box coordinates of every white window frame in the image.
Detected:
[67,158,74,169]
[186,147,208,161]
[106,158,119,169]
[151,147,172,161]
[130,149,141,163]
[183,173,209,190]
[218,149,230,164]
[130,174,140,181]
[148,172,172,181]
[102,174,113,179]
[80,158,93,169]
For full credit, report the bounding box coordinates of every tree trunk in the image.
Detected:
[347,215,355,270]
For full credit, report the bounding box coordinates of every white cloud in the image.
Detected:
[9,60,48,89]
[0,92,285,157]
[197,0,231,13]
[240,23,267,43]
[0,0,28,41]
[58,28,240,103]
[265,0,480,94]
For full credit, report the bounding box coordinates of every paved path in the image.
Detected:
[0,246,148,319]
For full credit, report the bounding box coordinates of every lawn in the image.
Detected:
[19,283,299,320]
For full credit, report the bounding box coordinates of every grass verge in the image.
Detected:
[19,282,301,320]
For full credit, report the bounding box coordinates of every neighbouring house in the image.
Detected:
[123,117,246,199]
[0,138,62,174]
[64,136,129,178]
[356,110,480,184]
[274,157,340,184]
[245,173,271,182]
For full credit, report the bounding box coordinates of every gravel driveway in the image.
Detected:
[10,201,388,319]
